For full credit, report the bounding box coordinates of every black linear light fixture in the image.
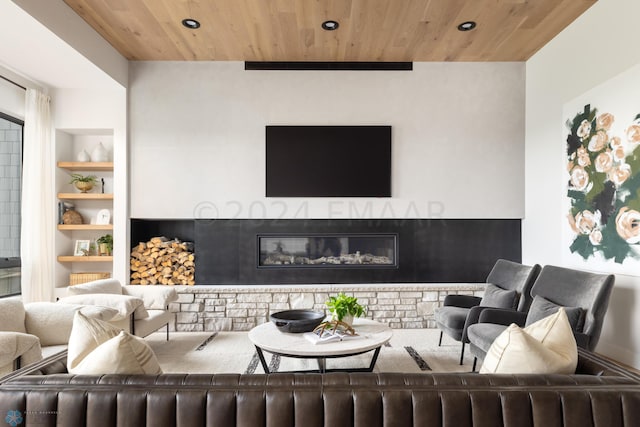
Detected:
[182,18,201,29]
[457,21,476,31]
[322,20,339,31]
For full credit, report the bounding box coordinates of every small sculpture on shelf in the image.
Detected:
[62,209,83,225]
[69,173,97,193]
[76,149,90,162]
[91,142,109,162]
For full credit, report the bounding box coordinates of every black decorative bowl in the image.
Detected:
[270,310,325,333]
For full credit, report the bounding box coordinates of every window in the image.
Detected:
[0,112,23,297]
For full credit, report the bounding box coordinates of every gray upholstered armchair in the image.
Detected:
[467,265,615,371]
[434,259,541,364]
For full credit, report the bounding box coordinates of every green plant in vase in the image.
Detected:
[69,173,97,193]
[326,292,365,325]
[313,293,366,336]
[96,234,113,256]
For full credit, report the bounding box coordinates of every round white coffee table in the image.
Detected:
[248,318,393,373]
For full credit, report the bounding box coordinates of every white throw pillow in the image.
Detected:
[24,302,118,346]
[480,308,578,375]
[67,278,122,296]
[71,330,162,375]
[58,294,149,321]
[67,311,122,372]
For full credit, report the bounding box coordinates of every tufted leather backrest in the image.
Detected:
[2,372,640,427]
[3,348,639,427]
[0,373,640,427]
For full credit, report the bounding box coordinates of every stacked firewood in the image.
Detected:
[130,236,195,285]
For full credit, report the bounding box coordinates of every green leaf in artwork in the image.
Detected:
[625,144,640,172]
[598,212,639,262]
[567,189,586,203]
[585,174,605,203]
[568,198,593,216]
[627,190,640,211]
[600,237,635,263]
[569,235,594,260]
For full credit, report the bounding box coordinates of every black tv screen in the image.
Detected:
[266,126,391,197]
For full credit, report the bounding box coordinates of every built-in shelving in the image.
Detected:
[57,256,113,263]
[57,161,113,171]
[57,224,113,231]
[57,193,113,200]
[55,130,115,287]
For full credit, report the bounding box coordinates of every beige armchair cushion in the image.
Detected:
[0,299,27,334]
[24,302,118,346]
[67,278,122,295]
[59,294,149,321]
[122,285,178,309]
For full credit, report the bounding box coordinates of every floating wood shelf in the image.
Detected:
[57,224,113,231]
[57,256,113,263]
[57,161,113,171]
[57,193,113,200]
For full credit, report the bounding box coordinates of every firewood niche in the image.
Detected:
[130,236,195,285]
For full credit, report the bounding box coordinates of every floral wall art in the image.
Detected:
[564,65,640,273]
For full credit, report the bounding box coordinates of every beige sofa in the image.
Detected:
[0,298,116,374]
[57,278,178,338]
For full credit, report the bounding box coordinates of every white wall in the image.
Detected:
[129,61,525,220]
[525,0,640,367]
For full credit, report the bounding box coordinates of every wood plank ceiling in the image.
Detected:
[63,0,597,62]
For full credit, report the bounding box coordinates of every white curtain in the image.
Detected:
[21,89,54,303]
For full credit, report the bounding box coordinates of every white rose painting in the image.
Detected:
[563,64,640,274]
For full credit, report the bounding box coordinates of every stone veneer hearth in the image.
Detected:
[168,284,485,332]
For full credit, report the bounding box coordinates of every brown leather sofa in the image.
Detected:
[1,349,639,426]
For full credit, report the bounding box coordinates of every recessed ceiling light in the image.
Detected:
[457,21,476,32]
[322,20,339,31]
[182,18,201,29]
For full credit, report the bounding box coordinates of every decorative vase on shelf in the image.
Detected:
[76,149,90,162]
[74,181,94,193]
[91,142,109,162]
[62,210,83,225]
[99,243,110,256]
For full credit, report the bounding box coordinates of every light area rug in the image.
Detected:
[145,329,474,374]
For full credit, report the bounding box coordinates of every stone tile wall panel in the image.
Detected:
[171,284,485,331]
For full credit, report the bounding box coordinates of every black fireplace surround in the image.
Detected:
[130,219,521,285]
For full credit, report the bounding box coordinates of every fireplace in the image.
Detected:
[130,218,521,285]
[257,234,397,268]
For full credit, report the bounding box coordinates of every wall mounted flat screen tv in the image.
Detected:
[266,125,391,197]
